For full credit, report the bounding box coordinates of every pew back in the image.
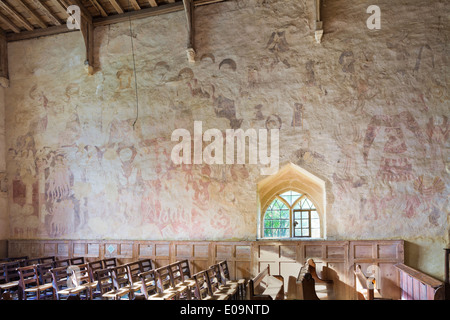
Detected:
[395,263,444,300]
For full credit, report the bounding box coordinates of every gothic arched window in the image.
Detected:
[263,190,320,238]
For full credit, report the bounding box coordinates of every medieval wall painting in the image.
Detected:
[3,0,448,253]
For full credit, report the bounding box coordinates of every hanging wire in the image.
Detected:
[128,0,139,130]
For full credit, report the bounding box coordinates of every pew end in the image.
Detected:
[247,264,284,300]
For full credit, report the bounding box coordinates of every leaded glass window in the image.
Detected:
[263,191,320,239]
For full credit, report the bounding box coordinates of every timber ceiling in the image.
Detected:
[0,0,217,42]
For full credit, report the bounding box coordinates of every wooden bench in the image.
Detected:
[295,261,320,300]
[286,259,334,300]
[445,248,449,300]
[247,264,284,300]
[395,263,445,300]
[354,264,382,300]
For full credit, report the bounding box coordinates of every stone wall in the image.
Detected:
[4,0,449,279]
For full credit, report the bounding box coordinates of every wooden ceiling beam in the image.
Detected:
[6,0,225,40]
[6,24,74,42]
[93,0,222,27]
[0,11,21,33]
[0,1,34,31]
[0,30,8,88]
[130,0,141,10]
[89,0,108,17]
[30,0,62,26]
[148,0,158,7]
[65,0,95,75]
[49,0,69,18]
[15,0,47,29]
[108,0,124,14]
[314,0,323,43]
[59,0,92,19]
[182,0,195,63]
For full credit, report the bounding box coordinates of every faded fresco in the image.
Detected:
[4,0,449,258]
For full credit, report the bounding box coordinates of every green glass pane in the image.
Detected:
[281,229,288,237]
[281,220,289,228]
[272,210,278,219]
[264,220,272,228]
[272,199,279,209]
[280,209,289,219]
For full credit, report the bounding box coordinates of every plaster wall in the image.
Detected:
[4,0,449,278]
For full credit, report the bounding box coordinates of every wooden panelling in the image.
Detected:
[7,239,403,299]
[395,263,444,300]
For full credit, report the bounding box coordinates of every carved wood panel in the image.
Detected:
[7,239,403,299]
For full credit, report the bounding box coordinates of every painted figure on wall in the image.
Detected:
[363,111,427,182]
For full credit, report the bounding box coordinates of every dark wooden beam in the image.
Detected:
[314,0,323,43]
[16,0,47,29]
[6,0,225,39]
[0,1,34,31]
[89,0,108,17]
[65,0,95,75]
[183,0,195,63]
[130,0,141,10]
[6,24,75,42]
[0,11,20,33]
[148,0,158,7]
[93,0,221,27]
[108,0,124,14]
[30,0,62,26]
[0,30,8,88]
[49,0,68,17]
[80,16,95,75]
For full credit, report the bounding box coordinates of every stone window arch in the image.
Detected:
[257,163,326,239]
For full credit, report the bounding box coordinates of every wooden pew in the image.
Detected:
[287,259,333,300]
[306,258,333,299]
[354,264,382,300]
[395,263,445,300]
[445,248,449,300]
[247,264,284,300]
[295,261,319,300]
